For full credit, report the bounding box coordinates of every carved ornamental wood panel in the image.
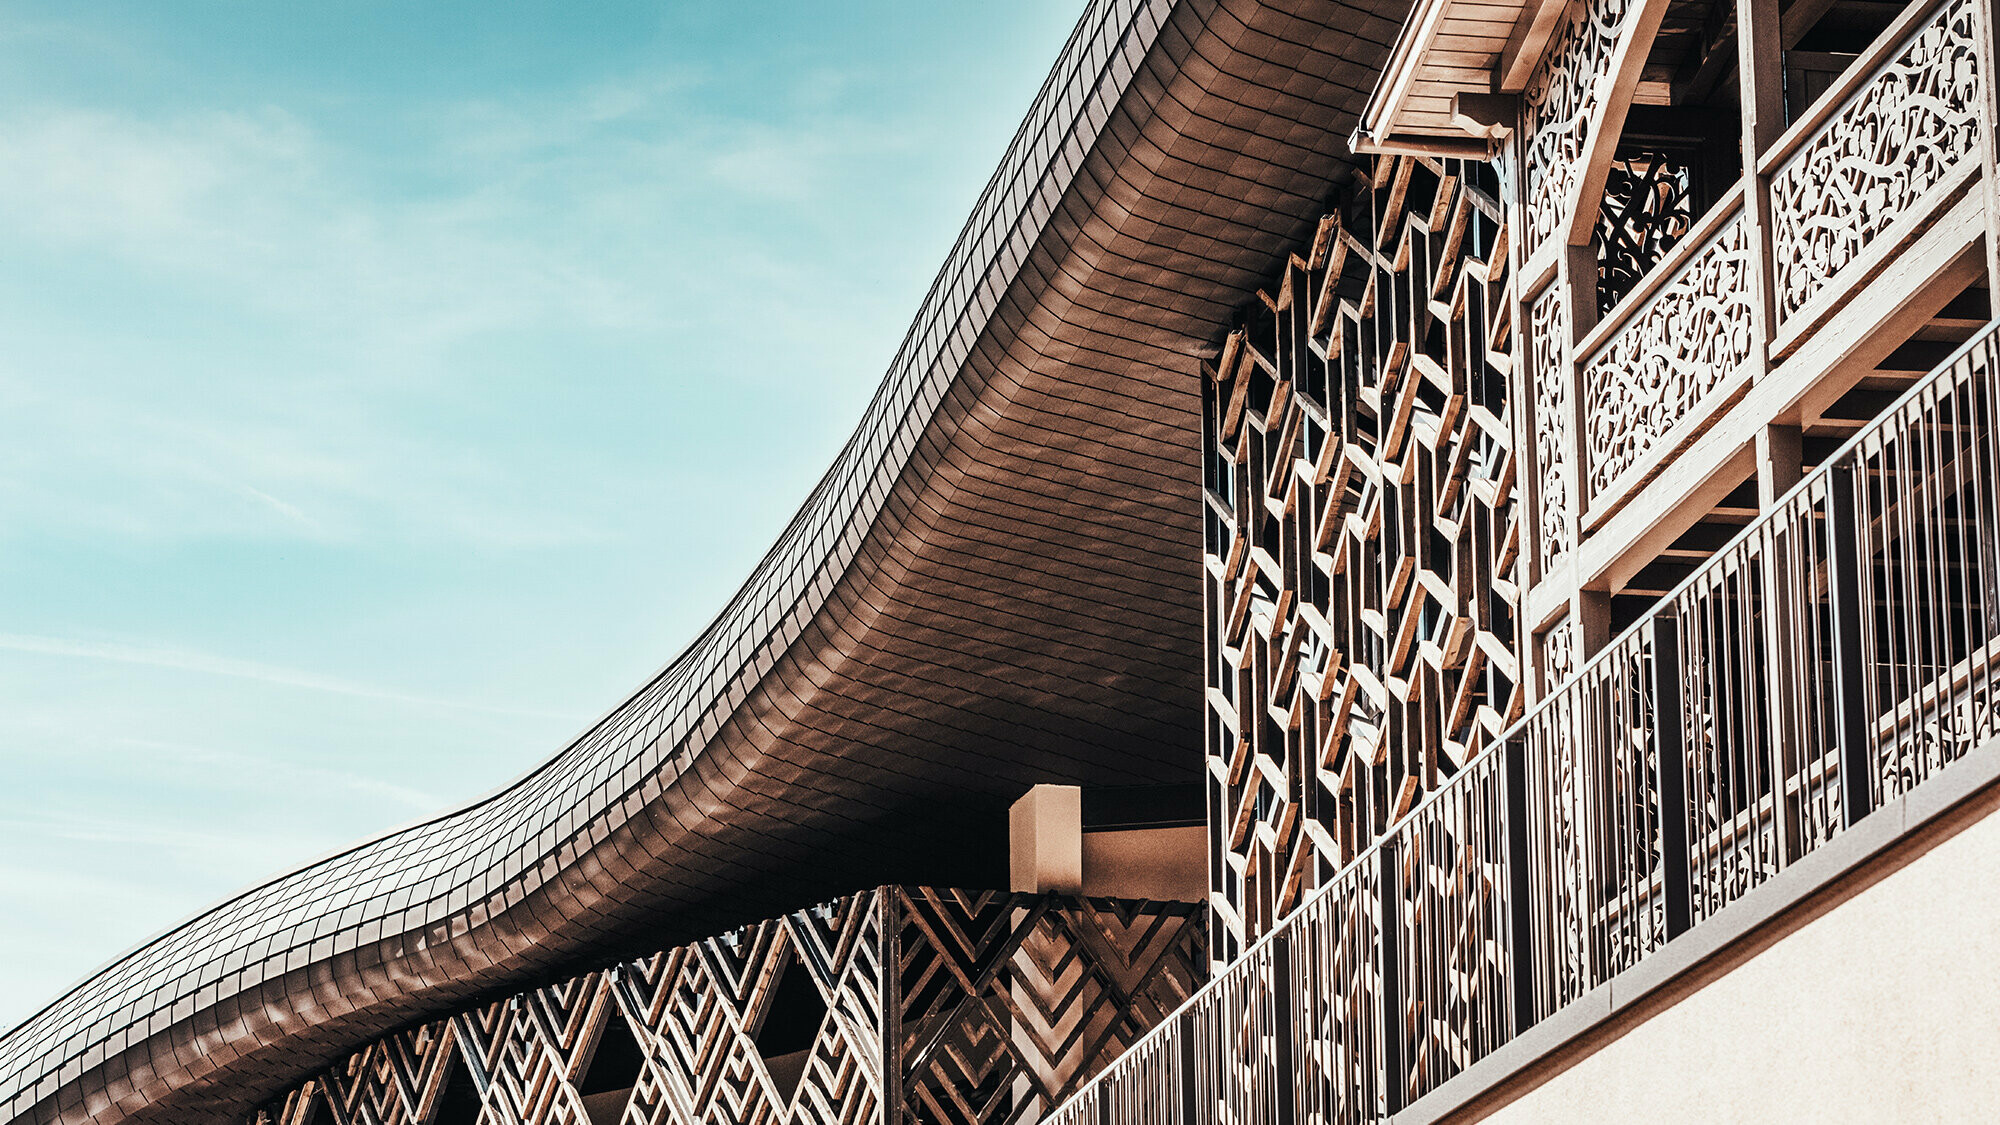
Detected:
[1581,213,1756,494]
[248,889,1204,1125]
[1521,0,1634,260]
[1201,156,1524,960]
[1768,0,1983,326]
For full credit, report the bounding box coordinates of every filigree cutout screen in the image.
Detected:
[1769,0,1982,324]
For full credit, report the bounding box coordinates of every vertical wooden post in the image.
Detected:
[1756,424,1804,865]
[1975,0,2000,294]
[1755,424,1803,508]
[1562,240,1599,537]
[1650,618,1694,939]
[1574,589,1614,658]
[1560,235,1613,661]
[879,889,902,1125]
[1376,841,1404,1117]
[1826,464,1877,827]
[1737,0,1785,372]
[1502,738,1538,1036]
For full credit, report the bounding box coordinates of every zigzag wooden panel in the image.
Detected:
[890,890,1205,1125]
[246,889,1203,1125]
[1200,154,1525,961]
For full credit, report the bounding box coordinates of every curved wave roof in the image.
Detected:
[0,1,1404,1121]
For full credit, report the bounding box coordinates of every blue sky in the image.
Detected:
[0,0,1083,1030]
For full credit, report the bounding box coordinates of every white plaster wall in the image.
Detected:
[1471,797,2000,1124]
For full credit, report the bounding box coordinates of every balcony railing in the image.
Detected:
[1574,0,1988,516]
[1046,317,2000,1123]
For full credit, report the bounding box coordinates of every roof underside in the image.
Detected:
[0,1,1408,1121]
[1356,0,1547,151]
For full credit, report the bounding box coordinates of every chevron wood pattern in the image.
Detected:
[247,889,1203,1125]
[1201,154,1525,962]
[891,890,1205,1125]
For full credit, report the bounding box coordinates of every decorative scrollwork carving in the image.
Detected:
[1531,287,1573,572]
[1769,0,1982,323]
[1581,214,1754,496]
[1522,0,1632,260]
[1543,616,1578,689]
[1597,152,1696,314]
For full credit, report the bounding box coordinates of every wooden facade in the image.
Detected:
[1207,0,2000,952]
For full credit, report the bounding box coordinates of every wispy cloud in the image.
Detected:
[0,632,571,720]
[0,78,908,554]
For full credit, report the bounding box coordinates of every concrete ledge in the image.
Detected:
[1392,735,2000,1125]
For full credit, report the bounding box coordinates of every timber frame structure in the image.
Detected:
[9,0,2000,1121]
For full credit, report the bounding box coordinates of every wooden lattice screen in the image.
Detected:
[250,888,1204,1125]
[1201,154,1524,961]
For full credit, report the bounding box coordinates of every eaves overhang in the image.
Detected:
[1351,0,1565,155]
[0,1,1408,1121]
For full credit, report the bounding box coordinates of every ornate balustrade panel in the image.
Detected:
[1580,210,1755,500]
[1522,632,1662,1017]
[248,889,1203,1125]
[1531,287,1576,572]
[1053,322,2000,1125]
[1767,0,1984,329]
[1521,0,1638,261]
[1392,753,1512,1104]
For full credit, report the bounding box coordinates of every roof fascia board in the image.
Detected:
[1354,0,1454,150]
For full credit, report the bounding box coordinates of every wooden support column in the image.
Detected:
[1978,0,2000,293]
[1562,242,1600,530]
[1562,238,1611,658]
[1755,424,1803,508]
[1737,0,1785,381]
[1574,588,1613,656]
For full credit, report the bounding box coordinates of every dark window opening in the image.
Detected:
[1783,0,1909,125]
[1594,0,1743,312]
[752,953,828,1104]
[1597,110,1740,313]
[575,1008,645,1125]
[428,1054,484,1125]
